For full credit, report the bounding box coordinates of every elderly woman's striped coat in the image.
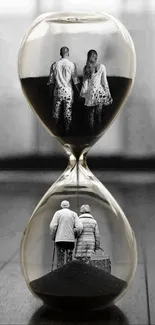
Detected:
[75,213,100,258]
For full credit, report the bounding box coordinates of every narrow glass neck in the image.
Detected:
[63,143,90,168]
[68,153,88,169]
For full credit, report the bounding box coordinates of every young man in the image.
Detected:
[48,46,80,131]
[49,200,83,269]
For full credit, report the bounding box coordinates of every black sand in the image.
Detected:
[30,261,127,311]
[21,76,132,158]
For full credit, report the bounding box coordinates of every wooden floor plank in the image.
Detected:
[0,262,41,324]
[117,263,148,324]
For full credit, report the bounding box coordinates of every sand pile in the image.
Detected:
[30,261,127,311]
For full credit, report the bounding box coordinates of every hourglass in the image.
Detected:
[18,12,137,311]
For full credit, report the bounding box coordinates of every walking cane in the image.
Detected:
[51,242,55,271]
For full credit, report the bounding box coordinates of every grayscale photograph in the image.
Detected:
[0,1,155,325]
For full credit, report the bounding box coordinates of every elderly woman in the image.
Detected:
[75,204,100,263]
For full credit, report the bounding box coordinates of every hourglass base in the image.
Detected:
[29,261,127,311]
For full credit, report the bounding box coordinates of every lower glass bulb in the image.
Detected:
[21,156,137,311]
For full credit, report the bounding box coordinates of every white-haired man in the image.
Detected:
[49,200,83,268]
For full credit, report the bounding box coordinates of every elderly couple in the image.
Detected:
[49,200,100,269]
[47,46,113,131]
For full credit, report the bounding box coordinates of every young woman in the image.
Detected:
[75,204,100,263]
[80,50,113,130]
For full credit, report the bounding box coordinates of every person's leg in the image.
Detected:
[88,107,95,132]
[56,243,65,268]
[97,103,103,123]
[66,249,74,263]
[53,95,61,123]
[84,256,91,264]
[81,244,91,264]
[66,242,74,264]
[64,97,72,132]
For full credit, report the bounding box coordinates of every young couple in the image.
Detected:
[48,46,113,131]
[49,200,100,269]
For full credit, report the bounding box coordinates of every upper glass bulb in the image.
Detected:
[18,11,136,158]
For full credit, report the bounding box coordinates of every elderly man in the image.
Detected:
[47,46,80,131]
[50,200,83,268]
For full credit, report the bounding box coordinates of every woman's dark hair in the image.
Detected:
[87,49,98,60]
[84,49,98,79]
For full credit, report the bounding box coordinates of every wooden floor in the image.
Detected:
[0,170,155,324]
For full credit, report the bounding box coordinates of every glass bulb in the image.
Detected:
[21,156,137,311]
[18,11,136,158]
